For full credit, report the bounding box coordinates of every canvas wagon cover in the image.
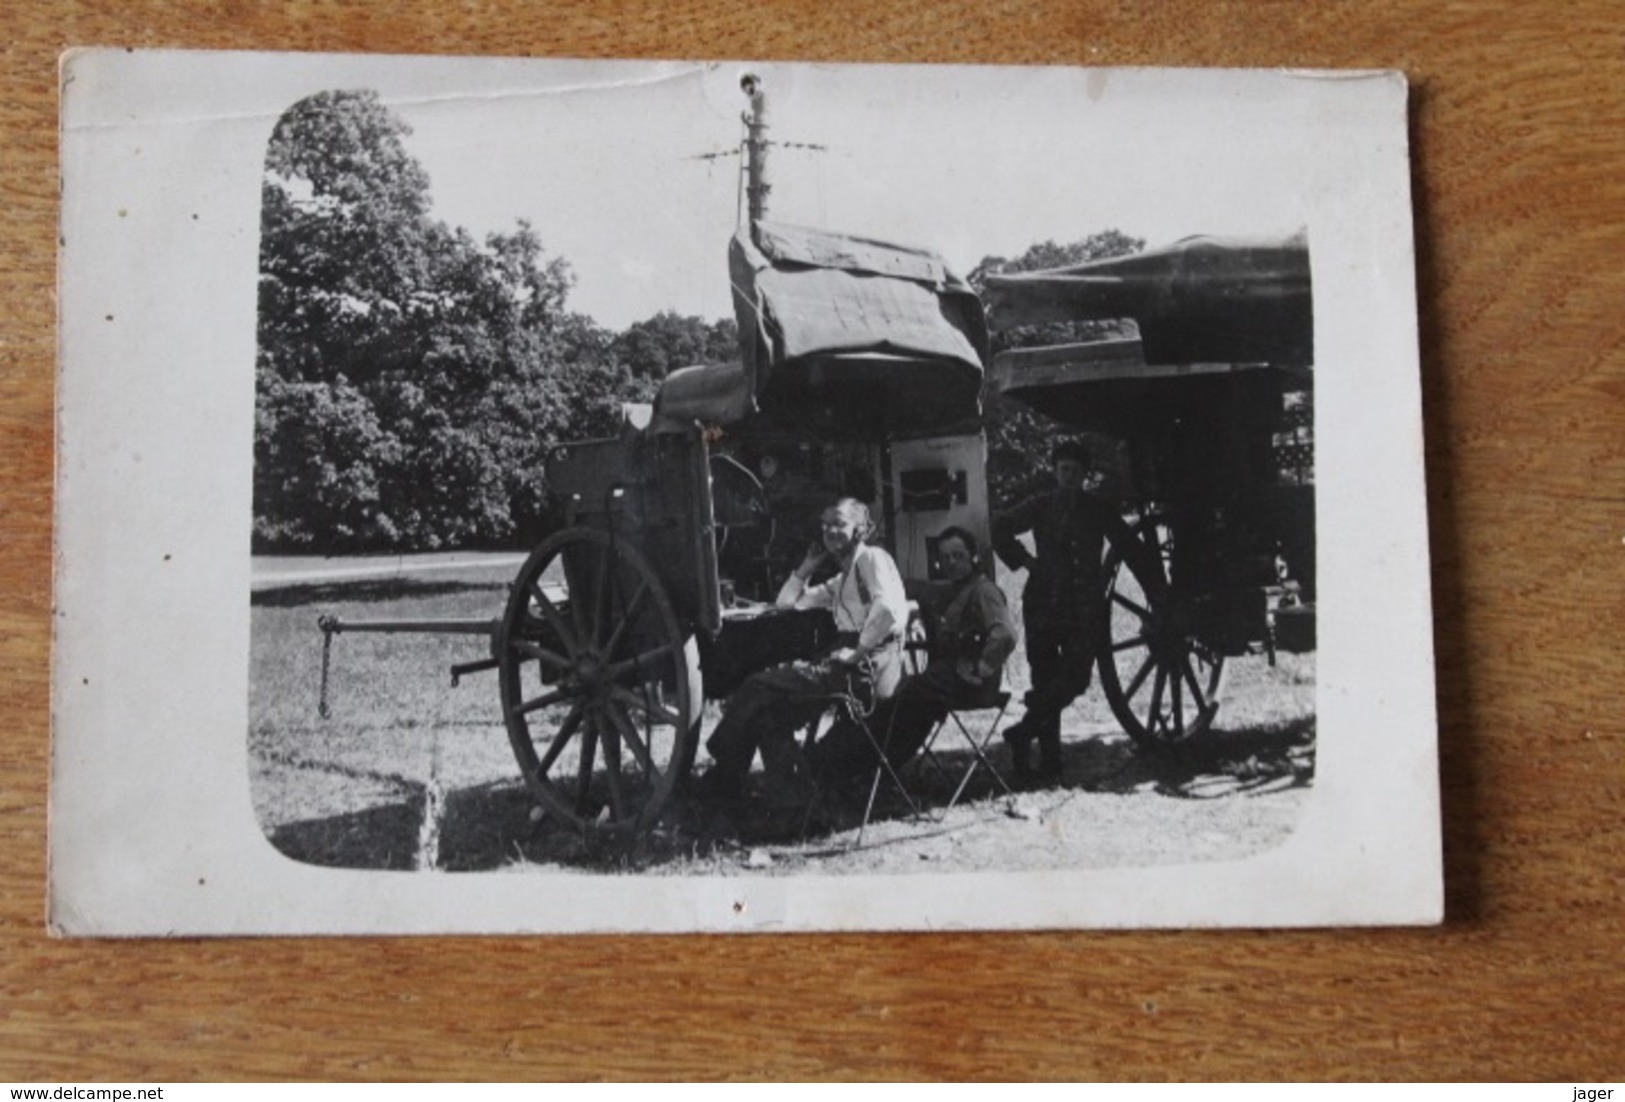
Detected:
[984,230,1313,368]
[718,221,989,438]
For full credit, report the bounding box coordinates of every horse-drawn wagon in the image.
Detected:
[316,81,1316,841]
[984,230,1316,747]
[320,215,998,837]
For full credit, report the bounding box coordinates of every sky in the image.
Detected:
[333,60,1327,330]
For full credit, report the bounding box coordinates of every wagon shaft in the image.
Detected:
[317,615,500,636]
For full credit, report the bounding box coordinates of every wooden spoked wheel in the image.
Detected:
[1098,518,1226,747]
[498,527,700,835]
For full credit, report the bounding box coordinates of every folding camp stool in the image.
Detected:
[779,691,926,845]
[846,695,935,849]
[915,689,1017,812]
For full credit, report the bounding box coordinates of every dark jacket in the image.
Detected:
[993,489,1116,630]
[913,573,1017,685]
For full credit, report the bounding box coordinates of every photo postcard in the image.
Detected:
[51,50,1439,934]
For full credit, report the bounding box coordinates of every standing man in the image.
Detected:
[693,497,909,803]
[993,438,1115,783]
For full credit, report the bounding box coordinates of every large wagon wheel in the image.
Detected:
[1098,517,1226,747]
[498,527,700,835]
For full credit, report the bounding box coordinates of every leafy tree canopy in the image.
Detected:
[253,92,1144,551]
[254,89,661,553]
[610,311,739,379]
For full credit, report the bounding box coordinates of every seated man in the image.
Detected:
[808,525,1016,781]
[692,497,909,803]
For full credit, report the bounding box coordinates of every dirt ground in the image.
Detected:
[643,720,1314,878]
[252,666,1315,878]
[249,569,1316,877]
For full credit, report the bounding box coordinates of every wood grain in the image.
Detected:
[4,1,1621,1082]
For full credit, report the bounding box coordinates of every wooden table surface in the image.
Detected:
[3,1,1621,1082]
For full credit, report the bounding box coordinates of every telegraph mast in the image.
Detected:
[740,73,770,225]
[690,72,822,235]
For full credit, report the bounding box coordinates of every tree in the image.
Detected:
[253,377,399,549]
[254,89,648,552]
[257,90,439,388]
[968,230,1145,509]
[610,311,739,379]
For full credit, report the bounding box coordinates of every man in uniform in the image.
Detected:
[993,438,1116,783]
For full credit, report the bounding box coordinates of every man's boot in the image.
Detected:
[688,762,745,802]
[1002,717,1034,777]
[1036,733,1064,785]
[1033,710,1064,785]
[759,730,817,810]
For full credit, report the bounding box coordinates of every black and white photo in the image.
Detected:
[52,52,1438,933]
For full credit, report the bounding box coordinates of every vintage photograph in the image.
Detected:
[249,63,1318,877]
[54,52,1436,932]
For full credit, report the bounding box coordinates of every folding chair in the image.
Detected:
[781,620,939,846]
[777,685,927,845]
[849,695,934,848]
[915,689,1017,811]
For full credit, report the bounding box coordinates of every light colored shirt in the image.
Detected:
[776,543,909,656]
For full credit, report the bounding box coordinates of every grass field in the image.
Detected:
[249,556,1316,874]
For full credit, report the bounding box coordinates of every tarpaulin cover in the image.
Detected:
[723,221,989,439]
[650,360,753,431]
[984,230,1312,367]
